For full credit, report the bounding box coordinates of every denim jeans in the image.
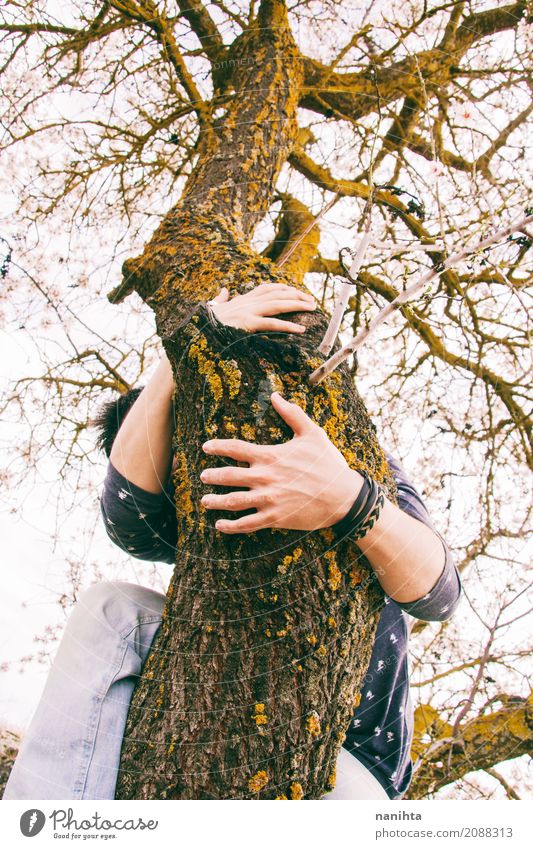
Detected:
[3,582,388,801]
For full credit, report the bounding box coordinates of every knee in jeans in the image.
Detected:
[72,582,163,639]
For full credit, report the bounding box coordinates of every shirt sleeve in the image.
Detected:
[384,451,462,622]
[100,460,177,564]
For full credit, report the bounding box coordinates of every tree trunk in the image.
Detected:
[114,0,397,799]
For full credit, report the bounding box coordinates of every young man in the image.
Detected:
[4,284,461,800]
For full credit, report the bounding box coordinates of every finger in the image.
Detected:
[270,391,314,436]
[258,299,316,316]
[202,438,264,463]
[212,286,230,303]
[259,287,315,304]
[251,317,306,334]
[215,511,272,534]
[200,465,258,486]
[255,283,314,302]
[201,491,270,511]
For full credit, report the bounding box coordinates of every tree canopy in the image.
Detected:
[0,0,531,798]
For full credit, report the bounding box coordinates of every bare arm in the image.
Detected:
[109,353,175,495]
[354,497,446,604]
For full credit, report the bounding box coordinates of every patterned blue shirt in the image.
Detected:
[100,453,461,799]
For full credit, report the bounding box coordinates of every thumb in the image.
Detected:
[270,391,313,436]
[212,286,230,303]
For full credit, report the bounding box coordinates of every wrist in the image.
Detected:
[325,469,364,527]
[331,471,386,541]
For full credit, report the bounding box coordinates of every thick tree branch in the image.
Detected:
[262,194,321,284]
[405,692,533,798]
[175,0,227,86]
[299,3,528,122]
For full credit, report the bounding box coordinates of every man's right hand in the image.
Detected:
[208,282,316,334]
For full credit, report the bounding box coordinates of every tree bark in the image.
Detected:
[114,0,396,799]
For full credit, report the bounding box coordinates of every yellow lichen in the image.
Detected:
[306,634,317,645]
[172,450,194,544]
[325,550,342,591]
[327,616,337,629]
[248,770,269,794]
[290,782,304,800]
[275,794,288,800]
[327,764,337,789]
[315,644,327,657]
[349,562,363,586]
[251,703,268,727]
[241,422,256,441]
[277,546,303,575]
[187,333,223,405]
[218,358,242,398]
[306,712,321,737]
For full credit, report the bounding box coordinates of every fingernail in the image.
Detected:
[202,442,212,451]
[297,325,306,331]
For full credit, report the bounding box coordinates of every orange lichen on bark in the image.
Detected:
[251,703,268,727]
[306,712,321,737]
[349,562,363,586]
[240,422,256,441]
[248,770,269,793]
[171,450,194,544]
[325,550,342,591]
[290,781,304,800]
[277,546,303,576]
[187,332,223,404]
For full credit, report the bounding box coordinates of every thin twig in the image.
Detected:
[308,213,533,385]
[318,226,373,355]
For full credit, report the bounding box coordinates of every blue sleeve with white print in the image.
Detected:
[342,451,463,800]
[100,460,177,564]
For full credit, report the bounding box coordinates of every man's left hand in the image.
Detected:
[200,392,363,533]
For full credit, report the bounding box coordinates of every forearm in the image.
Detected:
[354,497,446,603]
[109,353,175,494]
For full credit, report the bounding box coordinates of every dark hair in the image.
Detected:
[93,387,145,458]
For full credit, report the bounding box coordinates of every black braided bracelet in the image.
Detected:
[332,471,372,536]
[332,472,386,542]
